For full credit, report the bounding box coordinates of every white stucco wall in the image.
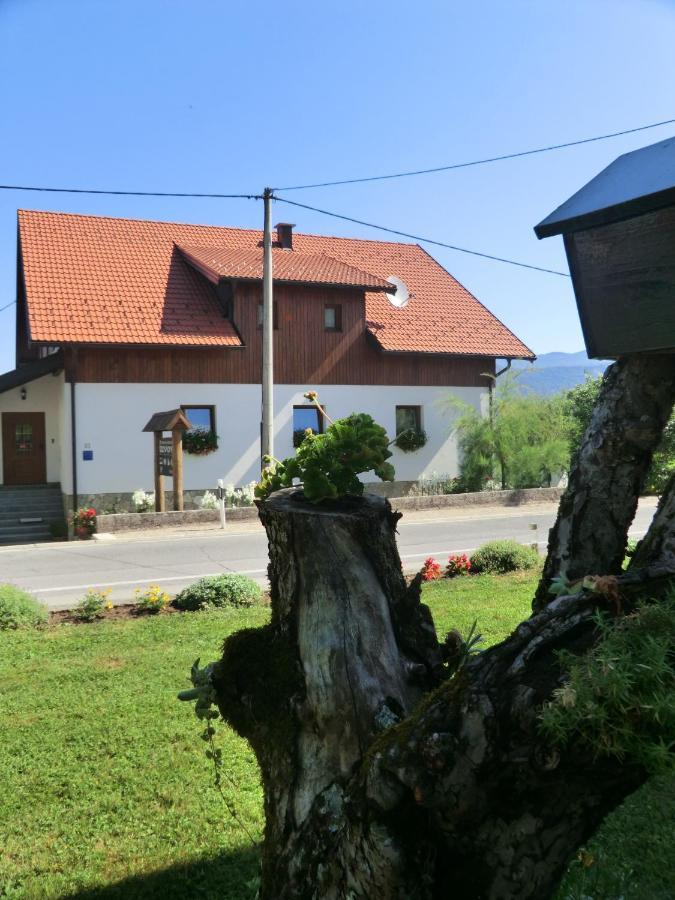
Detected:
[71,383,485,494]
[0,372,65,484]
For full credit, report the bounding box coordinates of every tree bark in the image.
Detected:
[534,355,675,609]
[209,357,675,899]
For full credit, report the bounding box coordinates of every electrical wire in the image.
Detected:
[0,300,16,313]
[275,116,675,191]
[273,195,569,277]
[0,185,262,200]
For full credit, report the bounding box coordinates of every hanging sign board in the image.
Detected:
[158,437,173,476]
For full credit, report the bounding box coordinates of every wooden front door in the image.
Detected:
[2,412,47,485]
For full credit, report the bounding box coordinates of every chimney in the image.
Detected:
[276,222,295,250]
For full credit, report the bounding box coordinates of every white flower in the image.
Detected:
[132,489,155,512]
[199,490,218,510]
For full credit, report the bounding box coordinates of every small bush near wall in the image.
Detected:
[411,472,468,496]
[470,540,541,575]
[0,585,49,630]
[173,574,262,611]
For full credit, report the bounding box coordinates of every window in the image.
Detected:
[181,405,215,433]
[324,304,342,331]
[293,404,326,447]
[257,301,279,329]
[15,423,33,455]
[215,281,233,319]
[395,405,421,436]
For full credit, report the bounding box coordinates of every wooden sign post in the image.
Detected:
[143,409,192,512]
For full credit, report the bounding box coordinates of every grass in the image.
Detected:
[0,572,672,899]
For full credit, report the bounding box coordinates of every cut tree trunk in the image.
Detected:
[213,494,674,899]
[534,354,675,609]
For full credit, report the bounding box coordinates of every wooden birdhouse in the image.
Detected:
[535,136,675,358]
[142,408,192,512]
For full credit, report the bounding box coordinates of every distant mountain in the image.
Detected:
[509,351,609,396]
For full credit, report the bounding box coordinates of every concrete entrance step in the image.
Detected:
[0,483,63,545]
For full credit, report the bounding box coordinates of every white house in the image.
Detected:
[0,210,534,530]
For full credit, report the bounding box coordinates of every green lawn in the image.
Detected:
[0,574,672,899]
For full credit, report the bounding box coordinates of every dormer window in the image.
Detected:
[216,281,233,318]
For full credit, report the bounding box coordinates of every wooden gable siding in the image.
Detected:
[64,282,495,387]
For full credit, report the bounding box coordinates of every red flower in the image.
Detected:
[421,556,442,581]
[446,553,472,577]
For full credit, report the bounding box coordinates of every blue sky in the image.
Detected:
[1,0,674,372]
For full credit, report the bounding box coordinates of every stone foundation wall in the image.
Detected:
[95,486,565,534]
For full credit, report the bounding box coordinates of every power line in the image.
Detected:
[275,116,675,191]
[0,300,16,313]
[274,195,569,277]
[0,184,262,200]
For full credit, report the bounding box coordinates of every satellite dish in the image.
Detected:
[386,275,410,308]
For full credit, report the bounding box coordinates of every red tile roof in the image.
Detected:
[17,210,534,358]
[177,245,394,291]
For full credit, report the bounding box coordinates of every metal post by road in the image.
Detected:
[261,187,274,466]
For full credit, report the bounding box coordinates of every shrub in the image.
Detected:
[446,553,472,577]
[132,489,155,512]
[0,585,48,630]
[198,490,219,510]
[470,540,540,574]
[74,588,113,622]
[222,482,257,507]
[174,574,262,611]
[540,593,675,775]
[135,584,170,614]
[49,520,68,540]
[420,557,442,581]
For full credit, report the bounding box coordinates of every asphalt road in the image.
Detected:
[0,498,658,610]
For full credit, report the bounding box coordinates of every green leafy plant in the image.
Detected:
[395,427,427,453]
[48,520,68,540]
[134,584,170,613]
[0,584,48,630]
[257,392,395,504]
[446,553,472,577]
[74,588,114,622]
[174,574,262,611]
[470,539,540,574]
[183,428,219,456]
[178,658,260,849]
[540,592,675,775]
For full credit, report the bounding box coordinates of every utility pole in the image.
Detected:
[261,187,274,466]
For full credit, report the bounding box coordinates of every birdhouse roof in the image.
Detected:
[535,135,675,238]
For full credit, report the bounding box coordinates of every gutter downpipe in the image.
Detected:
[71,380,78,514]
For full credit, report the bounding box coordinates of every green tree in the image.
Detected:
[563,372,604,456]
[447,373,571,490]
